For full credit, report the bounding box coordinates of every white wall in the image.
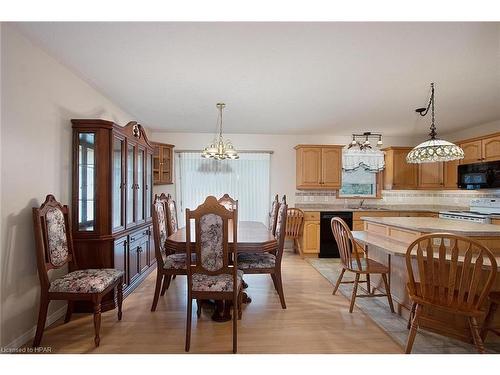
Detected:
[442,119,500,142]
[0,25,136,348]
[151,132,420,207]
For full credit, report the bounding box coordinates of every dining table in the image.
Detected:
[165,220,277,322]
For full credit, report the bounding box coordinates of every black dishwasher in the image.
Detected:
[319,211,353,258]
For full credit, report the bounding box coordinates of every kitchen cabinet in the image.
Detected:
[417,162,444,189]
[295,145,342,189]
[300,212,320,254]
[492,218,500,225]
[459,133,500,164]
[152,142,175,185]
[71,119,156,312]
[382,147,418,190]
[460,140,483,164]
[443,159,459,189]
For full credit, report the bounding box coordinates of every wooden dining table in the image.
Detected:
[165,220,277,321]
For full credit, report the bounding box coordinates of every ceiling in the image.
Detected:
[14,22,500,136]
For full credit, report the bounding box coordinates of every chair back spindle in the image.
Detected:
[405,234,497,312]
[330,217,364,272]
[285,208,304,239]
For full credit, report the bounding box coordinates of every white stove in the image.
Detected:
[439,198,500,224]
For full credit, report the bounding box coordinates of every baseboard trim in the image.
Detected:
[4,304,67,349]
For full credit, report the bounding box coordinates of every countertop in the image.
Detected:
[361,216,500,236]
[294,204,467,213]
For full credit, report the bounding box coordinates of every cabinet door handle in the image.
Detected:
[130,236,136,241]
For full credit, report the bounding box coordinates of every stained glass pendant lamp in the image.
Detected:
[406,83,464,164]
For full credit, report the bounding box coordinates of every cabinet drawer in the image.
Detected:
[303,211,320,221]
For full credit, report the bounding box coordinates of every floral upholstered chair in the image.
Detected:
[32,195,123,347]
[151,194,195,311]
[165,193,179,236]
[268,194,280,235]
[185,196,243,353]
[218,193,239,213]
[238,197,288,309]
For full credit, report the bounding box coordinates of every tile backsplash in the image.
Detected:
[295,189,500,208]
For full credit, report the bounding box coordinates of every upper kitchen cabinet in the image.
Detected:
[152,141,175,185]
[382,147,417,190]
[459,133,500,164]
[295,145,342,189]
[417,162,444,189]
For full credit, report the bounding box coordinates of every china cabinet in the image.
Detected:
[152,142,174,185]
[71,119,155,312]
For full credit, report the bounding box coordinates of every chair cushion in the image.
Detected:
[49,269,123,294]
[237,253,276,269]
[192,270,244,292]
[163,253,196,270]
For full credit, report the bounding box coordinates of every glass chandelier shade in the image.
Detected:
[406,83,464,164]
[201,103,239,160]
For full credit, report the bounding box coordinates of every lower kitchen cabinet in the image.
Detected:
[300,212,320,254]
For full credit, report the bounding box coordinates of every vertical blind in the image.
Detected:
[176,152,271,224]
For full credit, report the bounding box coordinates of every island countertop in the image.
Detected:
[361,216,500,237]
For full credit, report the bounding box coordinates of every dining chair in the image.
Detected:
[165,193,179,236]
[330,217,395,314]
[185,196,244,353]
[218,193,239,212]
[269,194,280,235]
[404,233,497,354]
[481,291,500,341]
[32,194,123,347]
[151,194,194,311]
[285,208,304,254]
[238,201,288,309]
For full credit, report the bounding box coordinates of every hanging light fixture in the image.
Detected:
[343,132,385,173]
[201,103,239,160]
[406,83,464,164]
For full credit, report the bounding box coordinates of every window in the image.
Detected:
[339,168,378,198]
[176,152,271,224]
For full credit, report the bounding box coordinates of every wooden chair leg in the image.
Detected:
[405,303,422,354]
[161,274,172,296]
[332,268,346,295]
[93,301,102,347]
[481,300,498,342]
[196,299,202,318]
[238,290,243,320]
[151,271,163,311]
[366,273,371,295]
[381,273,395,313]
[469,316,486,354]
[117,280,123,321]
[173,275,177,280]
[185,297,192,352]
[233,294,238,354]
[274,271,287,309]
[407,302,416,330]
[349,273,360,313]
[64,300,74,324]
[33,295,49,347]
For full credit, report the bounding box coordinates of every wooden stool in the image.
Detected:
[481,291,500,341]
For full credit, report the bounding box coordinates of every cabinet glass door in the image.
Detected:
[77,133,96,231]
[136,148,145,222]
[112,136,124,230]
[146,152,152,219]
[126,144,135,226]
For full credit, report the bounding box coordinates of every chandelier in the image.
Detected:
[406,83,464,164]
[201,103,239,160]
[343,132,385,173]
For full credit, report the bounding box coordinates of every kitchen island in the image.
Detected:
[352,216,500,342]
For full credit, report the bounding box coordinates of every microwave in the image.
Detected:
[458,160,500,189]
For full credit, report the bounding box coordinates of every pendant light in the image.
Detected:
[406,83,464,164]
[201,103,239,160]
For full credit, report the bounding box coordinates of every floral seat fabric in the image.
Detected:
[49,269,123,294]
[163,253,196,270]
[192,270,244,292]
[45,207,69,267]
[237,253,276,269]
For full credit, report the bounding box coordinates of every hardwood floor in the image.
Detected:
[30,252,402,353]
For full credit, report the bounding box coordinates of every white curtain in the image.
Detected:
[176,152,271,225]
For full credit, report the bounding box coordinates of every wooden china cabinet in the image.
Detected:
[71,119,156,312]
[152,141,175,185]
